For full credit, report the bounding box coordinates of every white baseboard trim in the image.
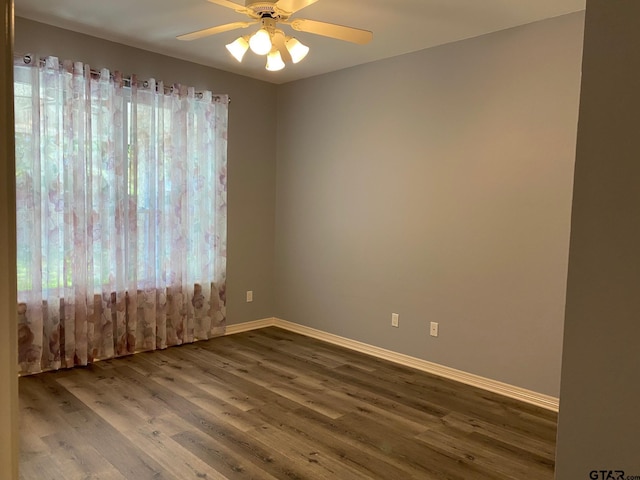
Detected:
[225,317,559,412]
[225,318,276,335]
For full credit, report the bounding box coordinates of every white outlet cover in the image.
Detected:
[430,322,439,337]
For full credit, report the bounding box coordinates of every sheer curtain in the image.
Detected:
[14,55,228,375]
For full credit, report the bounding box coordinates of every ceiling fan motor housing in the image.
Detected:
[245,0,279,17]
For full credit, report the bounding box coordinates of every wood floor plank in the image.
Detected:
[54,375,152,432]
[61,408,170,479]
[113,364,322,479]
[20,327,558,479]
[251,328,379,372]
[171,428,282,480]
[415,426,551,480]
[123,354,264,432]
[123,423,230,480]
[281,370,437,435]
[440,411,556,460]
[39,430,126,480]
[247,422,372,480]
[267,379,349,419]
[19,452,83,480]
[214,339,444,433]
[246,399,415,480]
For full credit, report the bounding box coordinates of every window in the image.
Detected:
[15,56,228,374]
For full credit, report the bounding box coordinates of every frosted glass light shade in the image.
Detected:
[226,36,249,62]
[266,50,285,71]
[285,37,309,63]
[249,29,272,55]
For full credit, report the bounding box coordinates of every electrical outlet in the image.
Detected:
[430,322,439,337]
[246,290,253,303]
[391,313,399,328]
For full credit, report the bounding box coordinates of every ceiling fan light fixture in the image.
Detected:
[266,49,285,71]
[285,37,309,63]
[225,36,250,62]
[176,0,374,74]
[249,28,272,55]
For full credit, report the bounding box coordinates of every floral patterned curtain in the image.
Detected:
[14,55,228,375]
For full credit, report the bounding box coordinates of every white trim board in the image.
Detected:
[225,317,559,412]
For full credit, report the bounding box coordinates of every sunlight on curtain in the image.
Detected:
[14,55,228,375]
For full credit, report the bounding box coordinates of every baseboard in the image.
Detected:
[225,317,559,412]
[225,317,276,335]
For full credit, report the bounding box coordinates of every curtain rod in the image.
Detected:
[13,53,230,104]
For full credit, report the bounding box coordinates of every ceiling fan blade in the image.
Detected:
[273,31,293,63]
[177,21,257,41]
[206,0,251,14]
[274,0,318,15]
[287,19,373,45]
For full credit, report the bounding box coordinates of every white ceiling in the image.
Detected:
[15,0,585,84]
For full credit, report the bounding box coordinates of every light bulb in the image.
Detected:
[249,29,272,56]
[266,49,285,71]
[226,36,249,62]
[285,37,309,64]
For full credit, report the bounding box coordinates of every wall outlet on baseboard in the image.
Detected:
[246,290,253,303]
[430,322,439,337]
[391,313,399,328]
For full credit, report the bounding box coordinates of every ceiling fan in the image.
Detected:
[177,0,373,71]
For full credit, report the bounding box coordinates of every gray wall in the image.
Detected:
[556,0,640,476]
[275,12,585,397]
[14,17,277,326]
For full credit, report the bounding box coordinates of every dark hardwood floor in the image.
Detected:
[19,327,557,479]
